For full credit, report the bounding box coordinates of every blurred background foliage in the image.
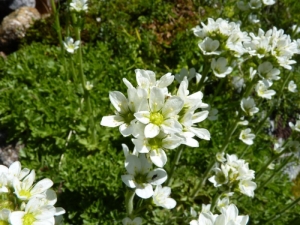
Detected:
[0,0,300,224]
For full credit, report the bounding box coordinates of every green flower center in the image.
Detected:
[0,220,9,225]
[148,138,163,150]
[135,173,147,185]
[23,213,35,225]
[150,112,164,125]
[122,112,135,124]
[19,189,31,199]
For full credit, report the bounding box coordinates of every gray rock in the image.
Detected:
[9,0,36,10]
[0,7,40,45]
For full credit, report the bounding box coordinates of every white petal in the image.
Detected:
[119,123,133,137]
[121,175,136,188]
[162,135,183,149]
[100,115,124,127]
[31,178,53,196]
[109,91,129,113]
[149,87,165,112]
[125,155,141,175]
[164,198,177,209]
[162,97,184,117]
[189,127,210,140]
[150,149,167,167]
[135,183,153,199]
[156,73,174,88]
[148,168,168,185]
[192,111,209,123]
[134,111,150,124]
[9,211,25,225]
[144,123,160,138]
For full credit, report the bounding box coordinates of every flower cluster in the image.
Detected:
[0,161,65,225]
[237,0,276,11]
[190,204,249,225]
[101,69,210,167]
[101,69,211,213]
[209,154,257,197]
[192,18,250,58]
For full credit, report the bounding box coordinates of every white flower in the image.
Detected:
[288,80,297,93]
[239,128,256,145]
[237,1,249,11]
[205,106,218,121]
[134,69,174,96]
[199,37,221,55]
[232,76,245,93]
[248,0,262,9]
[211,57,233,78]
[289,120,300,132]
[208,164,229,187]
[153,185,176,209]
[70,0,88,12]
[248,14,260,24]
[238,180,257,197]
[9,197,56,225]
[216,197,230,211]
[85,81,93,90]
[13,170,53,201]
[190,211,217,225]
[7,161,30,186]
[240,97,259,116]
[0,165,9,193]
[257,62,280,84]
[122,217,142,225]
[218,204,249,225]
[121,154,167,199]
[262,0,276,5]
[255,80,276,99]
[63,37,80,54]
[0,209,10,224]
[134,87,184,138]
[100,88,147,137]
[175,68,201,84]
[132,132,183,167]
[216,152,226,163]
[273,138,284,153]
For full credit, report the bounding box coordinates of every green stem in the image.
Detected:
[191,160,215,198]
[167,146,185,186]
[125,189,135,217]
[198,57,210,91]
[75,26,97,145]
[210,191,221,213]
[70,59,77,82]
[265,196,300,224]
[50,0,64,53]
[220,121,240,153]
[256,154,293,192]
[50,0,68,80]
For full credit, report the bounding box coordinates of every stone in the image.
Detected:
[9,0,36,10]
[0,7,41,45]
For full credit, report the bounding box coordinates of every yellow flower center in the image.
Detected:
[150,112,164,126]
[23,213,35,225]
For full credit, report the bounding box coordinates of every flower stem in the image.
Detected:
[256,154,293,191]
[125,189,135,217]
[50,0,68,80]
[74,25,97,145]
[198,57,210,91]
[191,160,215,198]
[167,146,185,186]
[50,0,64,53]
[265,196,300,224]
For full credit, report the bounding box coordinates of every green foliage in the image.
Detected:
[1,0,300,224]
